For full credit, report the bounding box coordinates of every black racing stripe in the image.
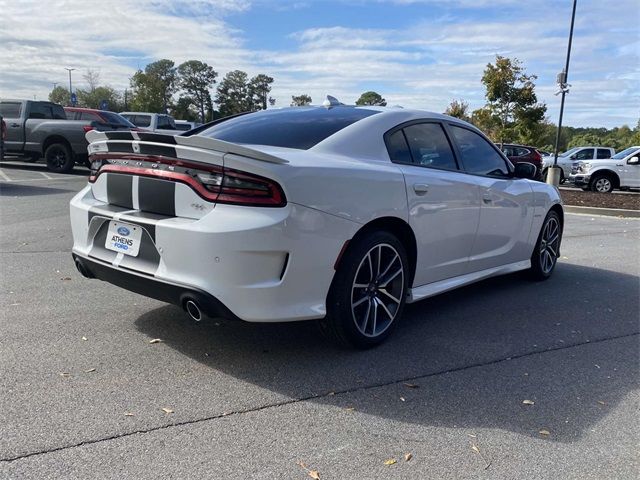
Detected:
[88,204,130,225]
[107,142,135,153]
[138,176,176,216]
[105,131,135,140]
[118,231,161,275]
[137,132,177,144]
[119,213,157,242]
[139,143,177,157]
[106,174,133,208]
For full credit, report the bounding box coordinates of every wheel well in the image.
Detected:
[549,203,564,229]
[591,169,620,188]
[342,216,418,286]
[42,136,72,156]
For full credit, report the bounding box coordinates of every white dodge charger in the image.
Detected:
[70,100,563,348]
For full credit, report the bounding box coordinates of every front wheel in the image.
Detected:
[45,143,74,173]
[529,211,562,280]
[320,231,409,348]
[590,174,614,193]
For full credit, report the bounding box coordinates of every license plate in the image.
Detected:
[105,221,143,257]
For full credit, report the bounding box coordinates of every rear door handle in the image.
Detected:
[413,183,429,194]
[10,123,20,128]
[482,193,492,204]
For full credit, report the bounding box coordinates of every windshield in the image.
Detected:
[611,147,639,159]
[101,111,135,127]
[198,107,380,150]
[559,147,580,157]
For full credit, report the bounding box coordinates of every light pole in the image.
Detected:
[547,0,577,187]
[65,68,75,105]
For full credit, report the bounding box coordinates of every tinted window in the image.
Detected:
[501,146,515,157]
[28,102,54,119]
[386,130,412,163]
[175,123,193,131]
[450,125,509,177]
[402,123,457,170]
[199,107,380,150]
[574,148,594,160]
[597,148,611,159]
[132,115,151,127]
[612,147,640,159]
[65,110,76,120]
[516,147,530,156]
[0,102,22,118]
[51,104,66,119]
[99,112,134,127]
[79,112,101,122]
[156,115,176,130]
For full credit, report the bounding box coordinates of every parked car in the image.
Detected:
[119,112,179,134]
[500,144,544,179]
[541,146,615,182]
[0,116,5,161]
[71,101,563,348]
[570,146,640,192]
[0,99,98,172]
[64,107,138,131]
[174,120,202,132]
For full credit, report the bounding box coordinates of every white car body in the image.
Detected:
[542,146,615,179]
[120,112,180,135]
[570,146,640,192]
[70,105,562,345]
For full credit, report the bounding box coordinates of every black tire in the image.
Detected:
[23,153,39,163]
[529,210,562,281]
[581,187,590,191]
[590,173,614,193]
[45,143,74,173]
[320,231,409,348]
[559,171,566,184]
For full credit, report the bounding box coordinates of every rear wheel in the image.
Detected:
[529,211,561,280]
[45,143,74,173]
[320,231,408,348]
[590,173,614,193]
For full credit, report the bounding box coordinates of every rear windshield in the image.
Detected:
[100,111,135,127]
[198,107,380,149]
[175,123,193,131]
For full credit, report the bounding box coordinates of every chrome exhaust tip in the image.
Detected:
[185,300,203,322]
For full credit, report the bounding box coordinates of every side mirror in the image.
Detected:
[514,162,537,180]
[627,156,639,165]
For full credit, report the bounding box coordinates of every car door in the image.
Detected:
[448,124,534,273]
[385,121,481,285]
[622,149,640,187]
[0,101,25,152]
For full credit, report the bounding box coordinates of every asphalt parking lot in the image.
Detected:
[1,162,638,479]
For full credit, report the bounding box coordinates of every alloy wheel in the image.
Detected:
[351,243,404,338]
[594,177,612,192]
[539,216,560,274]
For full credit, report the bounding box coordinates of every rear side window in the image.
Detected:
[156,115,176,130]
[516,147,530,156]
[402,123,457,170]
[51,104,66,119]
[65,110,76,120]
[597,148,611,159]
[175,123,192,131]
[450,125,509,177]
[573,148,593,160]
[501,146,515,157]
[28,103,54,119]
[0,102,23,118]
[386,130,412,163]
[132,115,151,127]
[199,107,380,150]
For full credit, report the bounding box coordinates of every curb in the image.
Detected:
[565,205,640,218]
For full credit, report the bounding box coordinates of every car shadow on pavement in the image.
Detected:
[0,183,76,196]
[135,263,639,443]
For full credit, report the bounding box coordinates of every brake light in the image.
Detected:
[88,156,286,207]
[83,125,95,133]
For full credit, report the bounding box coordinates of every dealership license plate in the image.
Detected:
[105,221,142,257]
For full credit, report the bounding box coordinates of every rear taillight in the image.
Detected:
[83,125,95,133]
[88,155,286,207]
[533,150,543,162]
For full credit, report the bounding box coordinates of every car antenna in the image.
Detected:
[323,95,343,108]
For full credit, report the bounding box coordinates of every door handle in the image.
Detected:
[413,183,429,194]
[482,193,492,204]
[10,123,20,128]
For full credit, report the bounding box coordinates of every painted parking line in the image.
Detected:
[0,169,10,182]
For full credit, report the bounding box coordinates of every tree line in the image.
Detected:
[48,56,638,150]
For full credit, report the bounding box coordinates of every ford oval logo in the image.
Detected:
[117,226,130,236]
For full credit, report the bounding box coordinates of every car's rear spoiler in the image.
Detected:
[85,130,288,165]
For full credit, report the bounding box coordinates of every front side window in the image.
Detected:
[133,115,151,127]
[156,115,175,130]
[597,148,611,159]
[573,148,594,160]
[516,147,530,157]
[450,125,509,177]
[402,123,457,170]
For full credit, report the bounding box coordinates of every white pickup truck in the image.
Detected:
[542,146,615,183]
[570,146,640,193]
[119,112,180,135]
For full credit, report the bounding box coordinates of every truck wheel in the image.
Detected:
[45,143,74,173]
[590,173,614,193]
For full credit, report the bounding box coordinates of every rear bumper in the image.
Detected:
[73,253,239,320]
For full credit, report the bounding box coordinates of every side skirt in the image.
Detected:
[407,260,531,304]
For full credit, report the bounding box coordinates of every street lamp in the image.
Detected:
[64,68,76,105]
[547,0,577,187]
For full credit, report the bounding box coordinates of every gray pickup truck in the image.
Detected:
[0,99,95,172]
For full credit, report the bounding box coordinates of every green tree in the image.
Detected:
[290,94,312,106]
[172,96,199,121]
[355,91,386,106]
[215,70,252,116]
[249,74,274,110]
[76,86,122,110]
[177,60,217,123]
[471,106,501,139]
[444,99,470,122]
[49,86,70,105]
[130,59,177,113]
[480,55,546,146]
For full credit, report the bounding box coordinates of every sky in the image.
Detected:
[0,0,638,128]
